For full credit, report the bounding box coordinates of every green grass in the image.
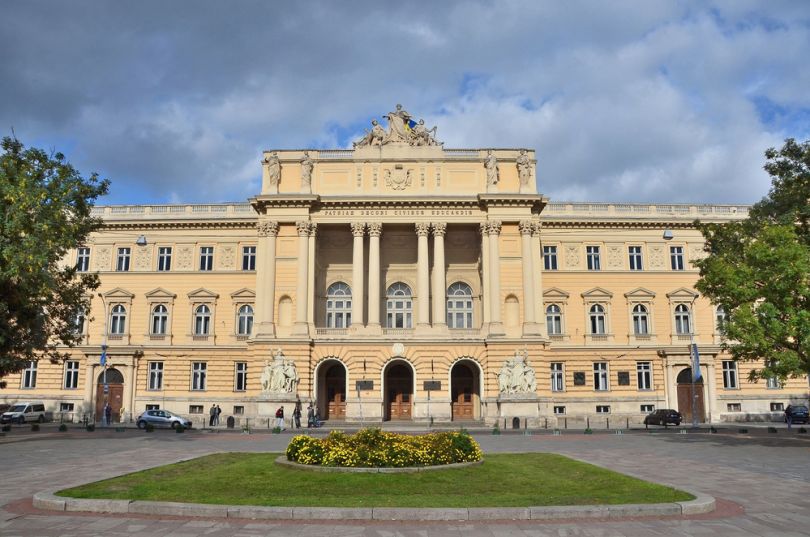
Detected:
[58,453,693,508]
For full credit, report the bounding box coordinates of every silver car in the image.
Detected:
[136,409,192,430]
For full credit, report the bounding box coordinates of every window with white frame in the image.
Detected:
[64,360,80,389]
[235,362,247,391]
[22,361,37,388]
[586,246,601,271]
[145,404,160,410]
[189,405,203,414]
[553,405,566,415]
[116,247,131,271]
[715,305,728,333]
[670,246,684,270]
[770,402,784,411]
[233,405,245,415]
[151,304,168,335]
[766,376,781,389]
[446,282,473,329]
[727,403,741,412]
[640,404,655,412]
[551,362,564,391]
[110,304,127,335]
[76,247,90,272]
[148,361,163,390]
[199,246,214,271]
[628,246,643,271]
[593,362,609,391]
[589,304,606,334]
[674,304,691,334]
[237,304,253,335]
[157,247,172,271]
[386,282,413,329]
[722,360,738,389]
[636,361,652,390]
[194,305,211,335]
[60,402,75,412]
[543,245,558,270]
[596,405,610,413]
[326,282,352,328]
[632,304,649,335]
[191,362,207,390]
[546,304,563,335]
[242,246,256,271]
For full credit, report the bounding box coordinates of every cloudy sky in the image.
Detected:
[2,1,809,206]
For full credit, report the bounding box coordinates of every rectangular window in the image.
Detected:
[189,405,203,414]
[617,372,630,386]
[553,405,566,415]
[628,246,643,271]
[64,360,80,389]
[76,247,90,272]
[60,402,75,412]
[722,360,738,389]
[727,403,741,412]
[235,362,247,391]
[596,405,610,414]
[242,246,256,271]
[640,404,655,413]
[770,402,784,411]
[670,246,684,271]
[586,246,601,271]
[145,404,160,411]
[199,246,214,271]
[550,362,564,392]
[766,376,781,389]
[157,247,172,271]
[636,361,652,390]
[148,362,164,390]
[116,247,131,271]
[22,361,37,388]
[543,246,558,270]
[191,362,207,391]
[233,405,245,415]
[593,362,609,391]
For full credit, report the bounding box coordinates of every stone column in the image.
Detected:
[292,221,311,336]
[519,220,541,335]
[480,223,491,328]
[256,221,279,336]
[367,223,383,331]
[83,361,96,417]
[350,222,366,329]
[488,221,504,335]
[532,222,545,333]
[308,223,317,326]
[416,222,431,329]
[432,222,447,329]
[122,363,134,423]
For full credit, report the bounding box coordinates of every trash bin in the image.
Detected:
[226,416,235,429]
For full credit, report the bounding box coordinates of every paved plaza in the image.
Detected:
[1,427,809,536]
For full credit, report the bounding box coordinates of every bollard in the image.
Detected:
[606,417,610,430]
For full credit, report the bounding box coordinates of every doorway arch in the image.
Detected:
[383,359,414,421]
[450,359,481,421]
[315,358,347,421]
[676,367,705,423]
[95,367,124,423]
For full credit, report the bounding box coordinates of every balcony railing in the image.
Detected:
[382,328,414,337]
[315,328,348,336]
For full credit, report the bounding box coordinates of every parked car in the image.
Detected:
[784,405,809,425]
[0,402,47,424]
[136,409,192,430]
[644,409,682,428]
[0,404,10,414]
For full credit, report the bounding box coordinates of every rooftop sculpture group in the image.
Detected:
[355,104,440,147]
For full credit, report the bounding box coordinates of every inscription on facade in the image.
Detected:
[321,208,475,217]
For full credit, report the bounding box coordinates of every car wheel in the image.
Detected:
[171,421,180,430]
[137,420,147,429]
[17,417,24,425]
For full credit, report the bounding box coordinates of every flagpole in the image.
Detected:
[99,293,109,425]
[689,298,700,429]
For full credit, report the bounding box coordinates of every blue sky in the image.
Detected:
[2,1,808,206]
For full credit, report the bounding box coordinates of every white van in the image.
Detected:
[0,402,47,424]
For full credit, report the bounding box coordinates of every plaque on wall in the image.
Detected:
[355,380,374,391]
[573,372,586,386]
[424,380,441,391]
[617,372,630,386]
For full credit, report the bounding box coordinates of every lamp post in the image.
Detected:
[98,292,109,425]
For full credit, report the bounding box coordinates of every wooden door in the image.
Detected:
[95,384,124,422]
[452,377,474,420]
[677,384,705,423]
[387,380,412,419]
[326,377,346,420]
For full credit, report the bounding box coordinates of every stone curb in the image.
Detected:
[33,490,715,520]
[274,455,484,473]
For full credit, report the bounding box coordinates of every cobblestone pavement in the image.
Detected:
[1,428,809,536]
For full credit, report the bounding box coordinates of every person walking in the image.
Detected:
[103,403,112,428]
[307,403,315,428]
[214,405,221,426]
[293,405,301,429]
[275,406,285,430]
[209,405,216,427]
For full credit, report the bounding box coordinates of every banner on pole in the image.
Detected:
[100,350,107,366]
[690,343,702,381]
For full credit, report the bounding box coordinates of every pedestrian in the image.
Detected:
[215,404,221,426]
[314,407,321,428]
[275,406,285,430]
[103,403,112,427]
[293,405,301,429]
[307,403,315,428]
[209,405,216,427]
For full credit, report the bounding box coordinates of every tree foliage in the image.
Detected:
[694,138,810,381]
[0,136,109,386]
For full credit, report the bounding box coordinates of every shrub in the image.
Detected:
[286,428,482,468]
[58,424,68,432]
[86,424,95,432]
[175,426,185,433]
[584,428,593,435]
[271,426,281,434]
[768,426,778,434]
[30,423,40,432]
[798,427,807,434]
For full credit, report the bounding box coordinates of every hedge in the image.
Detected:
[286,428,483,468]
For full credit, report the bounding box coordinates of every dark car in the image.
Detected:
[644,409,682,428]
[136,409,192,430]
[784,405,809,425]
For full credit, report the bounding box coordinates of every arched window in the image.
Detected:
[194,305,211,335]
[546,304,562,335]
[386,282,412,329]
[151,304,168,335]
[674,304,691,334]
[446,282,473,329]
[110,305,126,335]
[326,282,352,328]
[715,306,728,333]
[237,304,254,335]
[589,304,606,334]
[632,304,649,335]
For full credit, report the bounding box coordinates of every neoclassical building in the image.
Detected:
[2,108,807,426]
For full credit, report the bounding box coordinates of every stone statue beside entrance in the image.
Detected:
[497,350,537,395]
[261,348,299,394]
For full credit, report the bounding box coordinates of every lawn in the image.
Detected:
[58,453,693,508]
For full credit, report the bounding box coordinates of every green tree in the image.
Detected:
[0,136,109,387]
[694,138,810,381]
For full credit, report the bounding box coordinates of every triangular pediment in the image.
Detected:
[581,287,613,299]
[624,287,656,299]
[230,288,256,299]
[103,287,134,299]
[145,287,177,299]
[543,287,570,301]
[666,287,699,300]
[187,288,219,299]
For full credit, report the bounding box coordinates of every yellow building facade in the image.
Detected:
[2,113,807,426]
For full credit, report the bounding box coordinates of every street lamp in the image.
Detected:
[98,292,109,425]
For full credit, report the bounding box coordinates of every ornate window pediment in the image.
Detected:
[145,287,177,300]
[581,287,613,300]
[666,287,699,302]
[624,287,656,300]
[230,288,256,300]
[187,288,219,300]
[543,287,570,303]
[103,287,135,300]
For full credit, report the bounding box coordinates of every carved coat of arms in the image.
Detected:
[385,167,412,190]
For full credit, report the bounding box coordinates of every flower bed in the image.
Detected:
[285,428,483,468]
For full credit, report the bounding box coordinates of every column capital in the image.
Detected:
[350,222,366,237]
[533,221,542,234]
[518,220,534,235]
[258,221,279,237]
[479,222,488,237]
[296,221,311,236]
[308,222,318,236]
[415,222,431,237]
[431,222,447,236]
[487,221,502,235]
[367,222,383,237]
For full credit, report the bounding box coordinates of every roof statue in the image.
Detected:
[354,104,441,148]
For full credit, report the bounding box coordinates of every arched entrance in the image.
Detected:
[676,368,705,423]
[95,368,124,422]
[384,360,413,421]
[316,359,347,420]
[450,360,480,420]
